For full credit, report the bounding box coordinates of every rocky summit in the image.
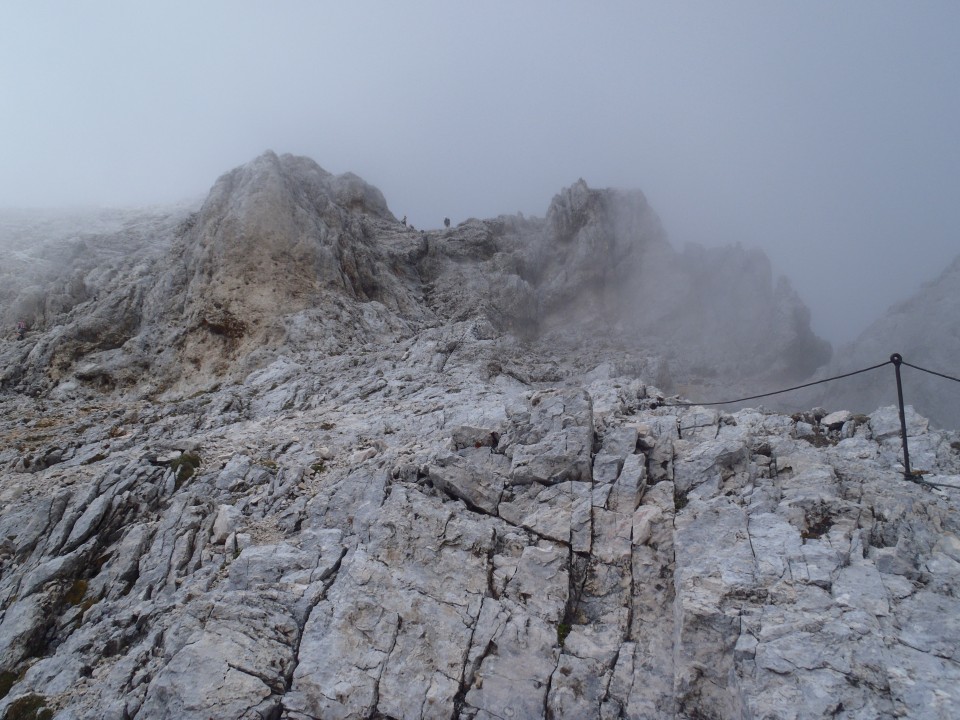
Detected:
[0,152,957,720]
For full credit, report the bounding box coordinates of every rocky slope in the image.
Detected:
[0,153,957,720]
[2,151,829,399]
[805,255,960,430]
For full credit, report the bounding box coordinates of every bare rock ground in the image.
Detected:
[0,153,956,719]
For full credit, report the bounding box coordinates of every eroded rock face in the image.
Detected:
[415,179,830,382]
[1,152,427,394]
[2,152,830,398]
[3,153,956,719]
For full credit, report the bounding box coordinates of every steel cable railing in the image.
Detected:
[665,360,893,407]
[660,353,958,484]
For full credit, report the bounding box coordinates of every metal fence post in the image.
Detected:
[890,353,912,478]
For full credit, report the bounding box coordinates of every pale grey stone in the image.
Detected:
[607,452,647,513]
[498,480,592,546]
[547,653,610,719]
[672,438,749,496]
[428,460,504,515]
[503,543,568,623]
[821,409,852,429]
[19,539,96,598]
[509,390,594,485]
[450,424,501,450]
[463,612,558,720]
[0,593,50,672]
[1,153,958,720]
[869,404,929,440]
[211,503,241,544]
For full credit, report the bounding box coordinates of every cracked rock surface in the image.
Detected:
[0,153,957,719]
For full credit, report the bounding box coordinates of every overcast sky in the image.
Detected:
[1,1,958,345]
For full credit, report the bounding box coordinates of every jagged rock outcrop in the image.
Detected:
[3,153,829,398]
[1,153,428,394]
[0,207,191,391]
[5,152,955,719]
[804,254,960,429]
[417,178,830,383]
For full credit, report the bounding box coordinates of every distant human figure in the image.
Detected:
[402,215,407,226]
[16,319,26,340]
[444,217,451,228]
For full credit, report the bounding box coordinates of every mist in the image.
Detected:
[2,1,958,347]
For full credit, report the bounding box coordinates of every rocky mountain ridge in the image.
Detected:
[0,152,957,719]
[2,151,830,400]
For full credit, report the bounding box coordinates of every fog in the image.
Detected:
[2,2,958,346]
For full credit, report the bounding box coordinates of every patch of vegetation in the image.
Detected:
[92,551,113,574]
[257,458,278,471]
[171,452,202,487]
[557,622,571,646]
[674,489,689,511]
[752,442,772,457]
[201,309,246,339]
[4,694,53,720]
[0,671,19,700]
[311,461,327,475]
[802,429,836,448]
[63,579,87,607]
[61,577,96,615]
[802,514,834,541]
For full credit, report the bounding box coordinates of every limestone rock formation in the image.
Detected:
[1,153,829,398]
[2,153,954,719]
[0,337,957,719]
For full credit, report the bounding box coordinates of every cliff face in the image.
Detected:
[1,154,956,720]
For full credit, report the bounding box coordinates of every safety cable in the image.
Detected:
[911,476,960,491]
[902,361,960,384]
[658,354,958,488]
[665,360,892,407]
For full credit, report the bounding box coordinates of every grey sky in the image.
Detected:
[2,1,958,345]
